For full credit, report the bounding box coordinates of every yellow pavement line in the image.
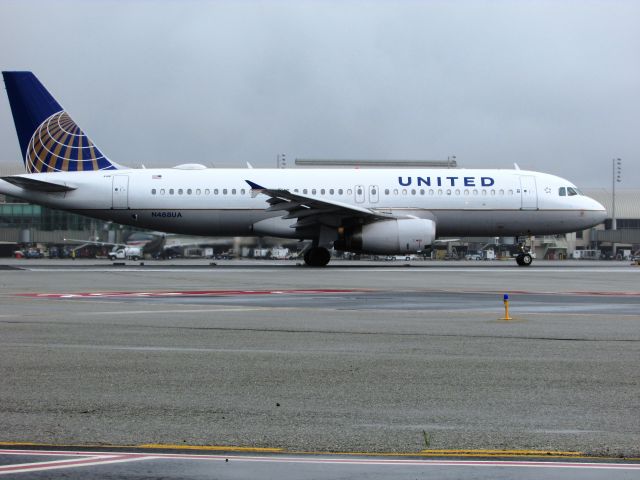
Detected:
[3,442,633,460]
[418,449,583,457]
[0,441,282,453]
[137,443,283,453]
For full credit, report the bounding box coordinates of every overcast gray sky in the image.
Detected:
[0,0,637,188]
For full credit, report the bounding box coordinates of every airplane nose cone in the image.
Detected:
[589,198,608,224]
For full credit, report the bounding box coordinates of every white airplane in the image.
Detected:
[0,71,607,266]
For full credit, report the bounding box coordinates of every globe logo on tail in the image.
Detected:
[25,111,115,173]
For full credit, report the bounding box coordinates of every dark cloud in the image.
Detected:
[0,0,638,187]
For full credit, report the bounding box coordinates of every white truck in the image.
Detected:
[108,246,143,260]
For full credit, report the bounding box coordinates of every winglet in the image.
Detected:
[245,180,266,198]
[245,180,265,190]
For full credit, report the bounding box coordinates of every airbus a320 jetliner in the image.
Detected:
[0,72,607,266]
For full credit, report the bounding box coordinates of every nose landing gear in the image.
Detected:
[516,252,533,266]
[515,236,533,266]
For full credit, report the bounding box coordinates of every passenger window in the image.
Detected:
[329,189,334,195]
[303,189,308,194]
[446,189,451,195]
[464,189,469,196]
[402,189,407,195]
[160,189,165,195]
[420,189,425,195]
[559,187,566,196]
[455,189,460,195]
[411,189,416,195]
[241,189,246,195]
[178,189,183,195]
[438,189,443,195]
[187,189,193,195]
[321,189,326,195]
[205,189,210,195]
[151,189,156,195]
[232,189,236,195]
[223,189,228,195]
[508,189,513,195]
[312,189,317,195]
[393,189,398,195]
[372,188,377,195]
[169,189,174,195]
[429,189,434,195]
[195,189,200,195]
[338,189,344,195]
[385,189,390,195]
[214,189,219,195]
[473,189,478,195]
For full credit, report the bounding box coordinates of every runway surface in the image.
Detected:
[0,259,639,468]
[1,447,639,479]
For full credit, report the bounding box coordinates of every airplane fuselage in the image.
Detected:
[0,167,607,239]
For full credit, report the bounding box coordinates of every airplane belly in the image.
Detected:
[435,210,595,237]
[91,209,271,236]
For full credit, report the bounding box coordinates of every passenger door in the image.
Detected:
[519,175,538,209]
[112,175,129,209]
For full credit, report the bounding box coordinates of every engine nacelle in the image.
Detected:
[334,218,436,254]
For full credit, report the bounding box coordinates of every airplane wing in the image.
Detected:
[245,180,410,232]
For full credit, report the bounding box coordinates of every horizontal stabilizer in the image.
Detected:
[1,175,76,192]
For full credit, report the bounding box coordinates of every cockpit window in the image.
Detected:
[559,187,566,196]
[567,187,578,196]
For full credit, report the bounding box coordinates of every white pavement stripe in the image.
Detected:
[0,450,638,470]
[0,454,151,475]
[84,308,272,315]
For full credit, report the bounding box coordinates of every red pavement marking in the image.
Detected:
[14,288,640,300]
[15,289,365,299]
[0,449,639,471]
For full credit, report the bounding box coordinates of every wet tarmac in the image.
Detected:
[0,259,638,478]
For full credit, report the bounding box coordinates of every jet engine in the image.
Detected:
[334,218,436,254]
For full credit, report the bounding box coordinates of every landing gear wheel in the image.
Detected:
[304,247,331,267]
[516,253,532,266]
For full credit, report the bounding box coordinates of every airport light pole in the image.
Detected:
[612,158,622,257]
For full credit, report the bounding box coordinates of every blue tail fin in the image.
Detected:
[2,71,120,173]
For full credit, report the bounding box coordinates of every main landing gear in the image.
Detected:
[304,247,331,267]
[515,236,533,267]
